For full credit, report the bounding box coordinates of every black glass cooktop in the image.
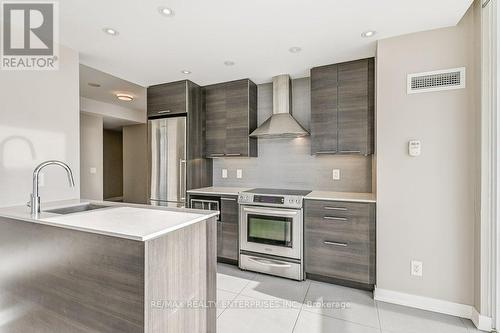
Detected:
[244,188,312,196]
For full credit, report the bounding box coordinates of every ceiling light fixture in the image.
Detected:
[88,82,101,88]
[361,30,376,38]
[181,70,191,74]
[288,46,302,53]
[224,61,235,66]
[103,27,119,36]
[116,93,134,101]
[158,6,175,17]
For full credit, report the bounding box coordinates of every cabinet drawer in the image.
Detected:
[305,200,372,222]
[305,230,372,284]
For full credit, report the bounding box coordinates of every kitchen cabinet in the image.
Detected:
[147,80,187,117]
[187,193,239,264]
[310,58,374,155]
[304,199,375,289]
[204,79,258,158]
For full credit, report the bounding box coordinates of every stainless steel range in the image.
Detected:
[238,188,311,281]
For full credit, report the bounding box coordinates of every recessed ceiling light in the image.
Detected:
[361,30,376,38]
[181,70,191,74]
[289,46,302,53]
[158,6,175,17]
[103,27,119,36]
[88,82,101,88]
[116,93,134,101]
[224,61,235,66]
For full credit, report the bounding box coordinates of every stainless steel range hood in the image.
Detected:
[249,75,309,139]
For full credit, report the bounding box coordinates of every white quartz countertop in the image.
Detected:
[305,191,376,203]
[187,187,251,196]
[0,199,219,241]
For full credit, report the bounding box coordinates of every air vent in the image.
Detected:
[407,67,465,94]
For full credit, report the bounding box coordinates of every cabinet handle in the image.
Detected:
[221,198,237,201]
[324,207,347,211]
[324,241,348,247]
[225,153,242,157]
[316,151,337,154]
[209,153,225,157]
[323,216,348,222]
[340,150,361,154]
[157,110,171,114]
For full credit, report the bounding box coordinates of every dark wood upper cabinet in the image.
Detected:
[204,79,258,158]
[147,80,187,117]
[310,58,374,155]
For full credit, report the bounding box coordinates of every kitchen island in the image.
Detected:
[0,200,218,333]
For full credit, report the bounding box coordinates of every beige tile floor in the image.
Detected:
[216,264,484,333]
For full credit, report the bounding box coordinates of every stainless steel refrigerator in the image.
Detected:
[149,117,187,208]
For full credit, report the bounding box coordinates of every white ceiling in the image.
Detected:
[61,0,473,87]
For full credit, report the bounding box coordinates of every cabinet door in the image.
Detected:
[337,59,374,155]
[204,85,227,157]
[220,223,238,261]
[310,65,339,154]
[219,196,239,261]
[225,80,250,157]
[147,81,187,117]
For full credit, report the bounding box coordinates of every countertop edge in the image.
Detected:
[304,196,376,203]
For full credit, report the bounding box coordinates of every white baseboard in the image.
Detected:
[374,288,493,332]
[471,307,493,332]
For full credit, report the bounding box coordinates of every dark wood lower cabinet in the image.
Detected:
[304,199,375,289]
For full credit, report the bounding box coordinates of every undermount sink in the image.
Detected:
[44,203,111,215]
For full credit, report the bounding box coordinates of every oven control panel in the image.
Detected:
[238,193,304,208]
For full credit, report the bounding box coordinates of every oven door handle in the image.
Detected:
[242,207,298,216]
[247,256,292,268]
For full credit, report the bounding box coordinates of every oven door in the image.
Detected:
[240,205,302,259]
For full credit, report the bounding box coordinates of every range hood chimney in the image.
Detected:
[249,75,309,139]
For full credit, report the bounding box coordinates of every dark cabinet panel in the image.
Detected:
[220,197,238,224]
[204,79,258,158]
[305,199,375,287]
[311,64,338,154]
[147,81,187,117]
[220,222,238,261]
[310,58,374,155]
[204,85,227,157]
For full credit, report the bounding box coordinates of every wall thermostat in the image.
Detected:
[408,140,421,157]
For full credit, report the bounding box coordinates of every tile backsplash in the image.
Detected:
[212,77,373,193]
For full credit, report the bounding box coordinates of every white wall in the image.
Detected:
[80,97,146,124]
[376,5,479,307]
[80,113,103,200]
[0,46,80,207]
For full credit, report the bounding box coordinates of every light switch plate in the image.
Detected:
[236,169,243,179]
[90,167,97,174]
[411,260,423,277]
[332,169,341,181]
[222,169,228,179]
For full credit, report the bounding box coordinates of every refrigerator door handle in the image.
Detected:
[179,159,187,201]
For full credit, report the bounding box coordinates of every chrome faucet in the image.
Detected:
[29,160,75,216]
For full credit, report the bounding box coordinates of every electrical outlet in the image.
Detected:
[90,167,97,174]
[411,260,423,277]
[332,169,341,181]
[236,169,243,179]
[222,169,228,178]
